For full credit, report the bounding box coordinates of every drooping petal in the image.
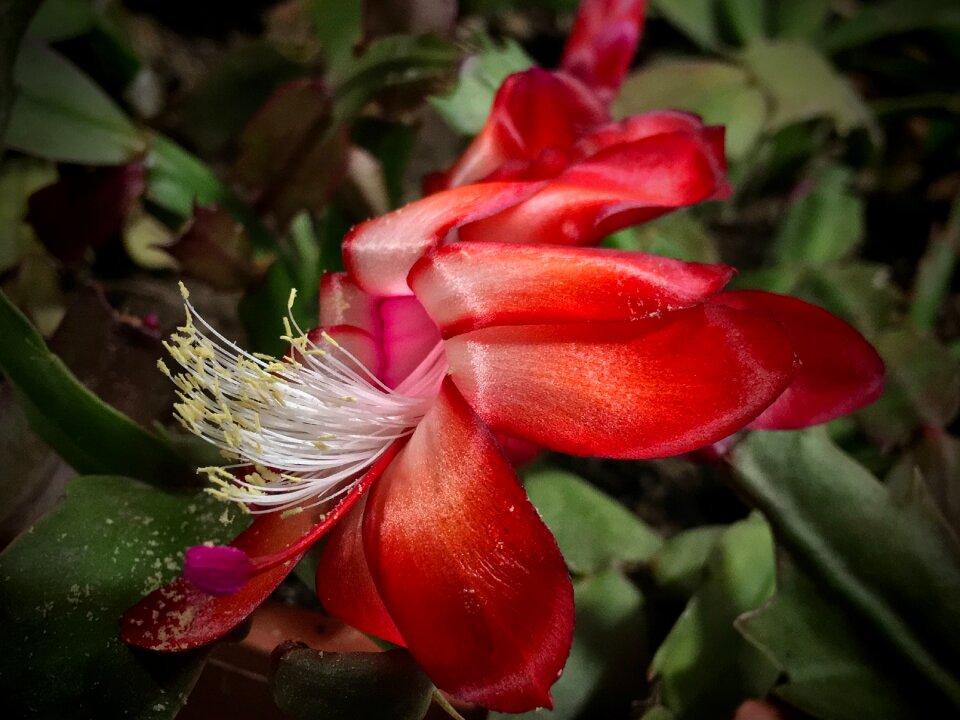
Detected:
[343,181,543,297]
[379,296,443,389]
[571,111,723,165]
[436,68,608,190]
[315,498,405,646]
[319,271,382,336]
[361,379,573,712]
[445,304,796,459]
[458,130,729,247]
[121,507,324,650]
[409,241,733,336]
[560,0,647,105]
[713,290,885,429]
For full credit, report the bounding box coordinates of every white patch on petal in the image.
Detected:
[163,284,445,514]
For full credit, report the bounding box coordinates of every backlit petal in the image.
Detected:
[410,241,733,336]
[362,379,573,712]
[714,290,885,429]
[445,304,795,458]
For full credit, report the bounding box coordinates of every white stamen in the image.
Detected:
[165,285,445,514]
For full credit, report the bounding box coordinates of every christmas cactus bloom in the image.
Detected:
[123,237,802,711]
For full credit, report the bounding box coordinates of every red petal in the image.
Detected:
[560,0,647,105]
[409,241,733,336]
[319,271,382,336]
[458,130,729,247]
[315,498,405,646]
[438,68,608,190]
[121,508,323,650]
[379,296,442,389]
[444,304,795,458]
[306,325,383,379]
[343,181,543,296]
[362,379,573,711]
[714,290,885,429]
[571,111,720,163]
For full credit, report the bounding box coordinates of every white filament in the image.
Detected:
[162,284,446,514]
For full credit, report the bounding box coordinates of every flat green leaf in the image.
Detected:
[719,0,766,44]
[771,0,829,40]
[310,0,363,82]
[0,289,186,484]
[493,570,646,720]
[525,469,662,574]
[603,211,720,263]
[649,0,720,50]
[650,515,779,719]
[737,556,916,720]
[795,262,903,340]
[27,0,96,42]
[0,475,248,719]
[615,60,765,160]
[739,40,875,137]
[910,195,960,330]
[821,0,960,53]
[650,525,725,598]
[731,429,960,709]
[641,707,675,720]
[6,38,145,164]
[0,0,42,145]
[773,164,864,264]
[431,37,533,135]
[270,646,433,720]
[0,157,56,273]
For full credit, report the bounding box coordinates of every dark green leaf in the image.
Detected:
[650,515,779,719]
[0,0,43,145]
[886,430,960,538]
[27,0,96,42]
[649,0,720,49]
[773,164,864,265]
[739,40,875,137]
[604,211,721,263]
[797,262,903,340]
[821,0,960,53]
[310,0,363,82]
[719,0,766,44]
[771,0,830,40]
[737,556,917,720]
[270,646,433,720]
[650,525,725,598]
[0,475,247,719]
[431,37,533,135]
[731,429,960,709]
[237,258,307,357]
[493,570,647,720]
[615,60,765,160]
[525,469,662,574]
[6,39,145,164]
[0,289,185,484]
[909,194,960,330]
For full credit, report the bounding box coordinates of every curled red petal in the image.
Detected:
[438,68,608,190]
[315,498,406,646]
[714,290,885,429]
[343,181,543,297]
[362,379,573,712]
[445,304,795,459]
[409,241,733,336]
[560,0,647,105]
[458,130,729,247]
[379,296,442,389]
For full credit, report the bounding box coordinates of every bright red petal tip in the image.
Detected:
[184,545,252,595]
[410,241,733,336]
[362,379,573,712]
[714,290,885,429]
[445,304,796,459]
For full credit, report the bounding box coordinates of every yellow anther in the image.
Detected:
[287,288,297,311]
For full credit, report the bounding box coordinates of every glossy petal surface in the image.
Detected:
[362,379,573,711]
[379,296,443,389]
[319,272,381,337]
[343,181,542,296]
[445,305,795,458]
[560,0,647,105]
[315,498,405,646]
[410,241,732,336]
[458,130,728,247]
[715,290,885,429]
